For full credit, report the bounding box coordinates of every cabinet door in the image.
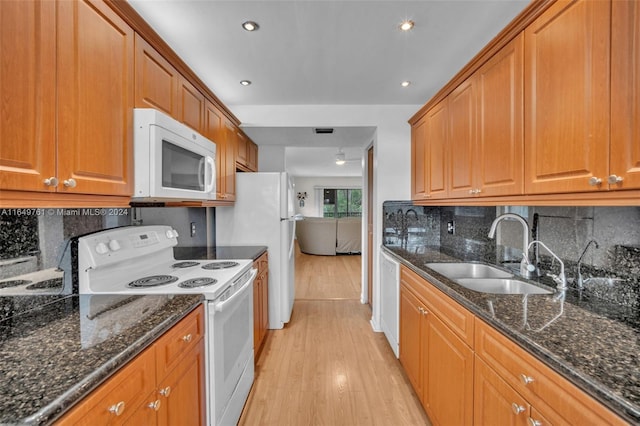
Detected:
[57,0,134,196]
[135,34,179,117]
[253,272,263,352]
[204,101,231,200]
[157,341,206,426]
[399,285,424,398]
[423,309,474,426]
[0,0,56,192]
[411,117,428,200]
[178,76,204,133]
[611,0,640,190]
[448,78,476,198]
[223,120,238,200]
[475,357,530,426]
[425,99,449,199]
[247,140,259,172]
[236,130,249,168]
[524,0,610,194]
[476,33,524,197]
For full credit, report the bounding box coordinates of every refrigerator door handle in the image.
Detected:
[288,220,296,259]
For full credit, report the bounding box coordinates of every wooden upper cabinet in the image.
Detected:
[411,117,428,200]
[135,34,179,117]
[425,100,449,199]
[411,100,448,200]
[611,0,640,190]
[178,76,205,134]
[476,33,524,197]
[204,101,235,201]
[236,130,249,167]
[0,0,57,192]
[448,78,476,198]
[524,0,610,194]
[56,0,134,196]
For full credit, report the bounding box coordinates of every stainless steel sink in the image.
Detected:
[456,278,553,295]
[425,262,513,279]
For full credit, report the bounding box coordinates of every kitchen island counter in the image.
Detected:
[383,246,640,424]
[0,294,203,425]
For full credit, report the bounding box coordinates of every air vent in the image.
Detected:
[314,128,334,134]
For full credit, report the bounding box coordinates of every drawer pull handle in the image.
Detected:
[159,386,171,397]
[511,403,525,415]
[182,333,192,342]
[108,401,125,416]
[148,400,161,411]
[520,374,535,385]
[527,418,542,426]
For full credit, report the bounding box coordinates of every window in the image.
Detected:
[323,188,362,218]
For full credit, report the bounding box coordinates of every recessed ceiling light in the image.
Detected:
[240,80,252,86]
[399,20,414,31]
[242,21,259,31]
[401,81,411,87]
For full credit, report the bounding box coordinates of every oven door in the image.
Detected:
[208,268,257,425]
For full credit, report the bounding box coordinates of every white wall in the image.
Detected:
[258,146,286,172]
[231,104,420,331]
[292,176,362,217]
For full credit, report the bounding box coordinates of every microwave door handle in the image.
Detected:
[205,156,215,193]
[198,157,205,189]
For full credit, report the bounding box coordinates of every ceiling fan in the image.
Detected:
[334,148,360,165]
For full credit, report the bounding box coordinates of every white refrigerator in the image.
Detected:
[215,172,299,329]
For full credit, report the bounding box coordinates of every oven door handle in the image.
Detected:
[214,268,257,312]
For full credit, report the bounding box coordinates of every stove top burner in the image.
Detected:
[202,261,240,270]
[179,277,218,288]
[128,275,179,288]
[0,280,32,289]
[26,278,63,290]
[172,261,200,268]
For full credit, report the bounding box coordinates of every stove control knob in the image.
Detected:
[95,242,109,255]
[166,229,179,239]
[108,239,121,251]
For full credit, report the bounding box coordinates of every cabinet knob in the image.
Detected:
[43,177,59,187]
[423,194,432,198]
[511,403,526,415]
[468,189,475,195]
[182,333,193,342]
[519,373,535,385]
[108,401,125,416]
[63,178,77,188]
[607,174,624,184]
[527,418,542,426]
[159,386,171,397]
[588,177,602,186]
[148,400,161,411]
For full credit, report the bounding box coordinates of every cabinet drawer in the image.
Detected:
[400,267,474,347]
[155,305,204,380]
[57,347,156,425]
[475,319,625,425]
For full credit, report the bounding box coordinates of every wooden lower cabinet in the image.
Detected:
[253,252,269,360]
[399,266,474,425]
[399,266,626,425]
[57,305,205,425]
[475,318,626,426]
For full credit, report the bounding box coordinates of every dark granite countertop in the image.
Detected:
[0,293,203,425]
[382,245,640,424]
[174,245,267,261]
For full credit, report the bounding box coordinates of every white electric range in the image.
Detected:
[75,225,256,426]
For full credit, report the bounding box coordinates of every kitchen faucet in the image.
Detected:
[488,213,536,278]
[577,239,599,290]
[527,240,568,291]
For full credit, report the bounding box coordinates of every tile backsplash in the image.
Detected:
[383,201,640,308]
[0,207,211,281]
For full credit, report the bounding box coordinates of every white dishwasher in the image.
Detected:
[380,250,400,358]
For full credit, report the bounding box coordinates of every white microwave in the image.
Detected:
[133,108,216,202]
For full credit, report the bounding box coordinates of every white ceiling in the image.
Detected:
[127,0,529,176]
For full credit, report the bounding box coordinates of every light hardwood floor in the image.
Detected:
[239,248,430,426]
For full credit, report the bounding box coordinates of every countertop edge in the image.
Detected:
[381,246,640,424]
[29,296,204,426]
